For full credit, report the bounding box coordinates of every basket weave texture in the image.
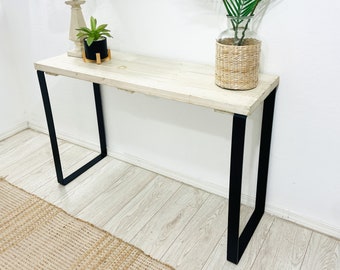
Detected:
[0,178,174,270]
[215,38,261,90]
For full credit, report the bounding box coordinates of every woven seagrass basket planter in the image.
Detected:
[215,38,261,90]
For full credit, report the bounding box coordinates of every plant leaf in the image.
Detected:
[77,27,91,34]
[90,16,97,31]
[101,32,113,38]
[96,24,108,31]
[222,0,262,17]
[86,36,94,46]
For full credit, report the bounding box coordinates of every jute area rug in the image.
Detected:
[0,178,174,270]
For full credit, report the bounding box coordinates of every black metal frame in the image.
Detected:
[37,69,277,264]
[227,88,277,264]
[37,71,107,185]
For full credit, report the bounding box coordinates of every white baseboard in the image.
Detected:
[0,122,28,141]
[27,124,340,239]
[28,122,100,151]
[27,123,46,134]
[110,150,228,196]
[264,205,340,240]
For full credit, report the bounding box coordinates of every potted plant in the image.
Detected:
[77,16,113,62]
[215,0,263,90]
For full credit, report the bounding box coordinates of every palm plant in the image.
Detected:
[77,16,113,47]
[222,0,262,46]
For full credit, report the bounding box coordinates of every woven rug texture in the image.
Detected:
[0,178,174,270]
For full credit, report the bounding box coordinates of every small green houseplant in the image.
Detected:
[77,16,113,61]
[215,0,264,90]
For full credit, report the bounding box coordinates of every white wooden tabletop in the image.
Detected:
[34,51,279,115]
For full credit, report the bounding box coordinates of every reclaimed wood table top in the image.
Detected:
[34,51,279,115]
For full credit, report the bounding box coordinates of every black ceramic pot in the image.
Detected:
[84,37,108,60]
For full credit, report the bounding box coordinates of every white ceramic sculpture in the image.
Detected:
[65,0,86,57]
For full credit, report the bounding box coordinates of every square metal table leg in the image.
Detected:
[227,88,277,264]
[37,70,107,185]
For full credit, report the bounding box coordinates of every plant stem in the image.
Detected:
[238,18,251,46]
[232,18,241,46]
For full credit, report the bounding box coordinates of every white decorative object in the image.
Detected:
[65,0,86,58]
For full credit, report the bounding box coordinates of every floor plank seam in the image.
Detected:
[249,216,275,270]
[299,231,314,269]
[33,151,100,201]
[0,141,51,172]
[158,193,212,262]
[127,183,183,244]
[65,165,135,217]
[98,172,161,227]
[203,229,227,269]
[9,143,71,185]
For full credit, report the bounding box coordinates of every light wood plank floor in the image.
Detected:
[1,129,339,270]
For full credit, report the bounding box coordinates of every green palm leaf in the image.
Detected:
[221,0,262,45]
[223,0,261,18]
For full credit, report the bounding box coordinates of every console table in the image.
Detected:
[34,51,279,264]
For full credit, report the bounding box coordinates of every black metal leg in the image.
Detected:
[255,89,277,214]
[227,113,247,263]
[227,88,277,264]
[93,83,107,157]
[37,71,64,182]
[37,71,107,185]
